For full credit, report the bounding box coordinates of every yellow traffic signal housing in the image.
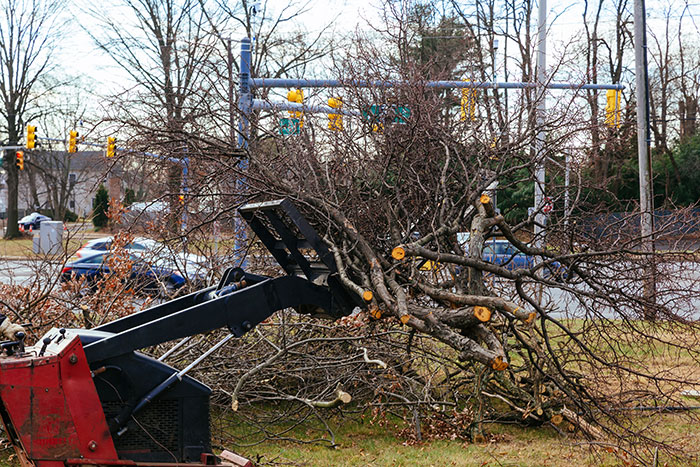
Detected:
[15,151,24,170]
[327,97,343,131]
[178,194,185,205]
[26,125,36,149]
[106,137,116,157]
[287,88,304,127]
[605,89,621,128]
[460,79,477,122]
[68,130,78,153]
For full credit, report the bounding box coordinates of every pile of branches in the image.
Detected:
[208,59,700,462]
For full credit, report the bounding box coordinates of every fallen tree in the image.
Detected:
[196,46,700,463]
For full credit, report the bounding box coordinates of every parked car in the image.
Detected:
[61,251,205,295]
[76,236,208,276]
[18,212,51,230]
[76,236,159,257]
[123,200,169,224]
[458,236,568,279]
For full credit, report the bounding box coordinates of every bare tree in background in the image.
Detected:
[0,0,64,238]
[197,0,338,151]
[87,0,218,232]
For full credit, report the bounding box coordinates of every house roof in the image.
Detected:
[31,150,124,176]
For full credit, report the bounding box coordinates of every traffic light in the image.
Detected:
[178,194,185,205]
[68,130,78,153]
[460,80,476,122]
[605,89,621,128]
[26,125,36,149]
[16,151,24,171]
[106,137,116,157]
[287,88,304,127]
[327,97,343,131]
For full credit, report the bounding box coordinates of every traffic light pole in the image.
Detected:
[236,37,625,258]
[235,38,253,267]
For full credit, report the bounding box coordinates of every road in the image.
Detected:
[489,261,700,320]
[3,257,699,321]
[0,259,63,287]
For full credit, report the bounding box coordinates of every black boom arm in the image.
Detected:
[84,275,338,363]
[85,198,364,364]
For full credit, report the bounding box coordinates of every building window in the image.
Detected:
[69,173,77,187]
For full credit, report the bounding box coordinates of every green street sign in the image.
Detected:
[280,117,301,135]
[393,106,411,124]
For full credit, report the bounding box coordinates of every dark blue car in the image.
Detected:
[456,236,568,279]
[60,252,189,295]
[483,239,568,279]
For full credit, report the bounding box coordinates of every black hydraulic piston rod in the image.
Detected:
[115,333,235,434]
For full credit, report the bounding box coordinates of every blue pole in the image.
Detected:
[236,38,252,268]
[238,38,252,149]
[250,77,624,91]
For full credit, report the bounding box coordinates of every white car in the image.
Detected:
[18,212,52,230]
[75,237,209,283]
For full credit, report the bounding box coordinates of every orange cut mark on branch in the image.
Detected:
[473,306,492,322]
[370,308,382,319]
[391,247,405,260]
[491,357,509,371]
[480,193,491,205]
[526,312,537,324]
[399,314,411,324]
[362,290,373,302]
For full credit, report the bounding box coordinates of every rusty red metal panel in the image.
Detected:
[0,337,118,463]
[0,353,81,460]
[60,338,118,460]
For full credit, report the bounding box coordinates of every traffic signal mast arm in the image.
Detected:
[250,78,625,91]
[237,37,624,146]
[253,99,364,117]
[249,81,625,119]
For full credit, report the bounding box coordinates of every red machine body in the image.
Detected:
[0,334,223,467]
[0,336,118,466]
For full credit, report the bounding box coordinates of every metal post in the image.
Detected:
[633,0,656,317]
[533,0,547,249]
[228,39,236,147]
[238,38,252,150]
[504,3,509,128]
[236,38,252,268]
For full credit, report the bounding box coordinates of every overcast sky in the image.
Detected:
[60,0,700,101]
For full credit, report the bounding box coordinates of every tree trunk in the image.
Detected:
[4,150,20,239]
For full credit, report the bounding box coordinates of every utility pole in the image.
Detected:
[228,39,236,147]
[633,0,656,317]
[533,0,547,249]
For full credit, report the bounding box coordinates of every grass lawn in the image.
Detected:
[0,225,105,258]
[0,411,696,466]
[211,411,700,466]
[222,423,596,466]
[0,237,34,257]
